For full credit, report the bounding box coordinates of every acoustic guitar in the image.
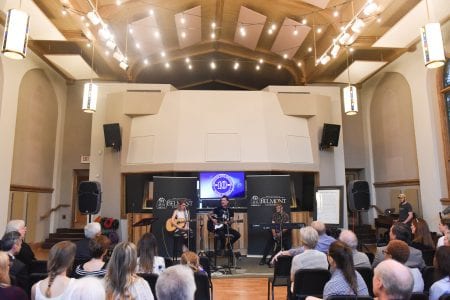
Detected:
[165,218,186,232]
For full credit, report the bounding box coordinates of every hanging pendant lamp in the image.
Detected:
[1,8,30,59]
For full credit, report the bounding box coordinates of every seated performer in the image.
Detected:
[259,203,290,265]
[208,196,241,253]
[171,199,193,253]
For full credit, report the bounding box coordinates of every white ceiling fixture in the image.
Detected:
[2,8,29,59]
[420,0,445,68]
[175,5,201,49]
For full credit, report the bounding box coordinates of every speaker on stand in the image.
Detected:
[347,180,370,231]
[78,181,102,222]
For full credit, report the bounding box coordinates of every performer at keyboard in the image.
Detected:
[208,196,241,253]
[171,199,193,250]
[259,202,290,265]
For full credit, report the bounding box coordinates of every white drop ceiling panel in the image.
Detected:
[44,55,99,80]
[175,5,201,49]
[3,0,66,41]
[234,6,267,50]
[334,61,387,84]
[373,0,450,48]
[271,18,310,59]
[130,15,164,55]
[301,0,330,9]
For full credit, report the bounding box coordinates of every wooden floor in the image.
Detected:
[212,278,287,300]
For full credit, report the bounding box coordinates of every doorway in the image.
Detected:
[72,169,89,228]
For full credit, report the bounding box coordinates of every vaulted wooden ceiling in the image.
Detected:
[4,0,435,90]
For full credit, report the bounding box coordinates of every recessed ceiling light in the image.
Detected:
[165,62,170,68]
[154,31,160,39]
[144,59,149,65]
[277,64,282,69]
[308,47,312,52]
[340,26,345,31]
[297,62,302,67]
[240,26,246,37]
[105,50,110,56]
[349,47,354,52]
[185,57,190,63]
[86,42,91,48]
[62,9,67,16]
[293,29,298,36]
[80,16,85,21]
[271,24,277,30]
[135,43,140,49]
[85,22,90,27]
[211,32,216,39]
[116,0,122,6]
[333,10,339,17]
[149,9,154,16]
[211,22,216,29]
[129,27,133,34]
[268,28,273,35]
[302,18,307,25]
[259,58,264,64]
[233,62,239,70]
[181,31,186,39]
[256,65,260,71]
[210,61,216,69]
[377,17,382,23]
[180,16,186,24]
[283,53,288,59]
[188,64,193,70]
[160,51,166,57]
[317,27,322,34]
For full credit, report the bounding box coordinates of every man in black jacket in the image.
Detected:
[5,220,36,267]
[1,231,29,293]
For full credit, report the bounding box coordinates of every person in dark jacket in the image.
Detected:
[5,220,35,268]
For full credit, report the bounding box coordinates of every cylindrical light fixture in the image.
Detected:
[343,85,358,115]
[420,23,445,68]
[2,9,30,60]
[82,82,98,113]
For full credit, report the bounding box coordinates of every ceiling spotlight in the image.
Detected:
[340,25,345,31]
[259,58,264,64]
[119,60,128,70]
[349,47,354,52]
[317,27,322,34]
[293,28,298,35]
[301,18,307,25]
[333,9,339,17]
[98,27,112,40]
[154,31,160,39]
[277,64,282,69]
[233,62,239,70]
[346,33,359,45]
[188,64,193,70]
[180,16,186,24]
[210,61,216,70]
[307,47,312,52]
[181,31,186,39]
[320,55,331,65]
[105,50,110,56]
[164,62,170,69]
[149,9,154,16]
[129,27,133,34]
[81,15,86,21]
[62,9,67,16]
[268,28,273,35]
[86,42,92,48]
[144,59,149,65]
[160,51,166,57]
[211,22,216,29]
[255,65,260,71]
[113,50,124,62]
[331,43,340,57]
[363,2,378,16]
[86,11,100,25]
[271,24,277,30]
[185,57,190,63]
[377,17,382,23]
[85,22,90,27]
[135,43,140,49]
[106,39,116,50]
[283,53,288,59]
[297,62,302,67]
[211,32,216,39]
[351,18,365,33]
[240,26,246,37]
[338,32,350,45]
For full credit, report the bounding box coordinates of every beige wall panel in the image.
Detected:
[10,191,26,221]
[122,91,164,116]
[11,69,58,188]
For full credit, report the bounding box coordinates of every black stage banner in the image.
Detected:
[152,176,198,258]
[247,175,291,255]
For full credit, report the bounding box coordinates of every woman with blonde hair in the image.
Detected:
[0,251,27,299]
[31,241,77,300]
[180,251,207,275]
[105,241,153,300]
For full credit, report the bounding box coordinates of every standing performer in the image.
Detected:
[259,202,290,265]
[396,193,414,225]
[208,196,241,253]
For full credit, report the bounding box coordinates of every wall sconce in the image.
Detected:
[1,9,30,60]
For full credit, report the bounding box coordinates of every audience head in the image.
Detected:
[105,241,138,298]
[434,246,450,277]
[438,218,449,234]
[328,240,357,294]
[385,240,410,264]
[181,251,201,272]
[275,202,284,213]
[0,231,22,254]
[311,220,326,235]
[137,232,158,273]
[84,222,101,239]
[445,231,450,246]
[411,218,435,249]
[89,235,110,259]
[300,226,319,249]
[5,220,26,238]
[0,251,11,285]
[46,241,76,297]
[156,265,196,300]
[70,277,105,300]
[389,223,412,244]
[373,259,414,300]
[339,230,358,250]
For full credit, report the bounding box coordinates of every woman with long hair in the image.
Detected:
[323,241,369,299]
[0,251,27,300]
[136,233,165,274]
[180,251,207,275]
[31,241,77,300]
[411,218,435,250]
[105,241,153,300]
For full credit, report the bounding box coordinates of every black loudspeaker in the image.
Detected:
[78,181,101,214]
[103,123,121,151]
[348,180,370,211]
[320,123,341,150]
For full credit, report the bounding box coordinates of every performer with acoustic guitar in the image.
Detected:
[167,199,193,254]
[208,196,241,254]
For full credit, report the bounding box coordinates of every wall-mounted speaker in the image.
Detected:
[348,180,370,211]
[78,181,101,214]
[320,123,341,150]
[103,123,121,151]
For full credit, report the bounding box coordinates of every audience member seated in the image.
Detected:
[105,241,153,300]
[156,265,196,300]
[322,241,369,299]
[290,226,328,290]
[429,246,450,300]
[0,231,29,292]
[75,222,101,261]
[384,240,424,292]
[31,241,77,300]
[372,223,425,269]
[74,235,110,278]
[69,276,105,300]
[136,233,165,275]
[271,221,335,263]
[5,220,36,267]
[338,230,371,268]
[180,251,207,275]
[373,259,414,300]
[410,218,435,251]
[0,251,27,300]
[437,218,450,248]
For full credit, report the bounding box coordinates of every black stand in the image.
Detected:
[198,218,206,257]
[133,217,158,232]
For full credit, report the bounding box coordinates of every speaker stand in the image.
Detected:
[88,214,92,223]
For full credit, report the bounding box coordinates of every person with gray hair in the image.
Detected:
[155,265,196,300]
[1,231,29,292]
[5,219,36,267]
[75,222,102,260]
[338,230,371,268]
[290,226,328,289]
[372,259,414,300]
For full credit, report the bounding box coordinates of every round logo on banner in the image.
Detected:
[211,173,234,196]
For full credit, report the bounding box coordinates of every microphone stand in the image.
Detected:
[224,207,233,274]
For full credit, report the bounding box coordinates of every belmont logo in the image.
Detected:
[250,195,286,207]
[156,198,193,210]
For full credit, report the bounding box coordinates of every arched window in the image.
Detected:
[439,60,450,205]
